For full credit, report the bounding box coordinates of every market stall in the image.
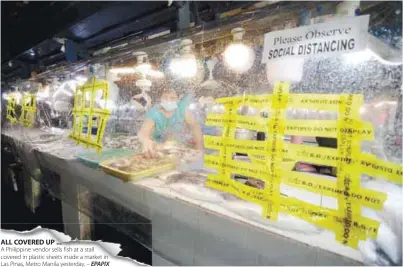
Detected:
[2,1,402,266]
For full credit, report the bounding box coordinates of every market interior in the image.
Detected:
[1,1,402,266]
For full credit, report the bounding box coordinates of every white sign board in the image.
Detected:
[262,15,370,63]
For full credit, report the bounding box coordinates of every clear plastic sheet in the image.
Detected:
[1,4,402,265]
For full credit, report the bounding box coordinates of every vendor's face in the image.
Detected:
[160,91,178,111]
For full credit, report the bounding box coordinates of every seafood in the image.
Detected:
[105,153,173,173]
[103,135,202,172]
[103,135,142,151]
[166,172,206,185]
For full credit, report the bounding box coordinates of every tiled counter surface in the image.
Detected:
[2,129,362,266]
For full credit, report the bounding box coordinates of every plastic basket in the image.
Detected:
[76,149,137,169]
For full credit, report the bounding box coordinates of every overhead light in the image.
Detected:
[8,61,13,67]
[224,28,255,73]
[133,52,152,76]
[109,67,136,74]
[133,51,165,78]
[224,44,255,73]
[169,39,197,78]
[135,63,152,73]
[170,55,197,78]
[29,50,35,56]
[147,69,165,78]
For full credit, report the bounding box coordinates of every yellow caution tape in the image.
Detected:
[335,94,363,247]
[281,170,386,210]
[360,153,403,184]
[205,136,401,185]
[206,174,269,205]
[215,93,360,111]
[279,196,379,243]
[203,87,402,249]
[205,154,386,210]
[215,94,272,108]
[285,119,374,140]
[206,115,373,140]
[262,82,289,221]
[287,94,344,111]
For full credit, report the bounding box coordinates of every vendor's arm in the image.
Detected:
[138,118,156,157]
[185,110,203,150]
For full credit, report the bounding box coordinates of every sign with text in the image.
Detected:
[262,15,370,63]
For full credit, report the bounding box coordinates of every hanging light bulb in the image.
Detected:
[224,28,255,73]
[133,51,152,75]
[132,78,152,111]
[169,39,197,78]
[169,54,197,78]
[132,51,164,78]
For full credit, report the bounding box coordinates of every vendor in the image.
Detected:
[138,89,203,157]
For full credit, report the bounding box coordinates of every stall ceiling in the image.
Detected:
[1,1,256,82]
[1,1,400,83]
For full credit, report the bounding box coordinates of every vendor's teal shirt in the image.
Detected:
[145,95,192,143]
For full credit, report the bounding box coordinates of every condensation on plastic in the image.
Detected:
[1,5,402,265]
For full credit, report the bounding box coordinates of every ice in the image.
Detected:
[222,200,321,234]
[165,172,226,203]
[359,240,381,265]
[168,183,225,203]
[360,180,403,265]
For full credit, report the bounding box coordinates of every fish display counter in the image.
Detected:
[3,124,399,265]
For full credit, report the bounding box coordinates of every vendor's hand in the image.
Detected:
[142,139,156,158]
